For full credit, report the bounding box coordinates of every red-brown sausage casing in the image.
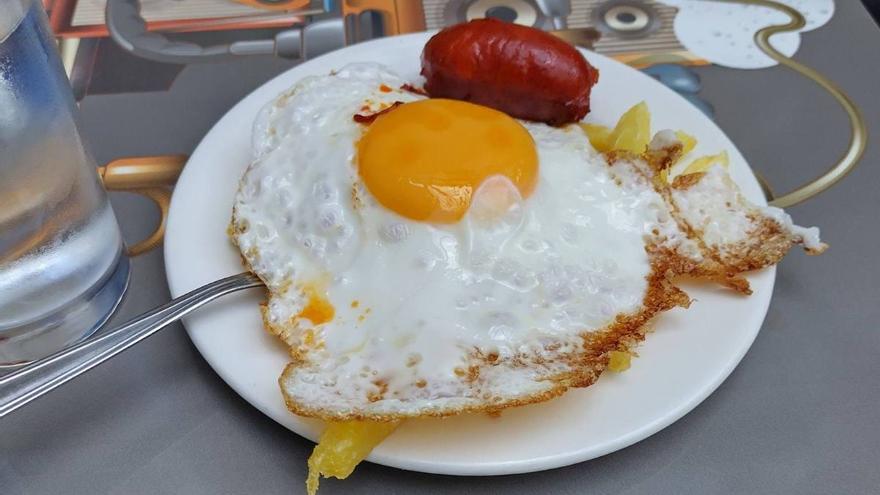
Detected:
[421,19,599,125]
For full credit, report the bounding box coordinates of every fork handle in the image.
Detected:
[0,272,263,418]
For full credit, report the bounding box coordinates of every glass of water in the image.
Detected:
[0,0,130,366]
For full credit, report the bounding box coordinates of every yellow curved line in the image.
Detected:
[714,0,866,207]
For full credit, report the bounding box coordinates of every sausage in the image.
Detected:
[420,19,599,126]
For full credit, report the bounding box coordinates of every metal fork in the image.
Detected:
[0,272,264,418]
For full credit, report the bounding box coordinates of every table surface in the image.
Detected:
[3,2,879,494]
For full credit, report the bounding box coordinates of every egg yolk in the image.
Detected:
[357,99,538,223]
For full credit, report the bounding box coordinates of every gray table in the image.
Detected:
[3,2,879,494]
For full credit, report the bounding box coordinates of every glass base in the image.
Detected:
[0,254,131,368]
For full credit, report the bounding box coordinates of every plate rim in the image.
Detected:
[164,32,775,476]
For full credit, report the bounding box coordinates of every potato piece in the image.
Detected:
[307,421,400,495]
[675,130,697,157]
[581,123,612,152]
[681,150,730,176]
[580,102,651,154]
[607,351,632,372]
[606,101,651,153]
[582,105,717,187]
[656,131,697,185]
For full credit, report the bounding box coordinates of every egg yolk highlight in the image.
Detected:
[357,99,538,223]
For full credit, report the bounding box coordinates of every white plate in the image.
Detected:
[164,33,774,476]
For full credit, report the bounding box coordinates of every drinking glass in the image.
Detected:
[0,0,130,366]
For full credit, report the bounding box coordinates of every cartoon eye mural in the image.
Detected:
[591,0,661,38]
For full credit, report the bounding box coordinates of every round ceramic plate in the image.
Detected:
[164,33,775,476]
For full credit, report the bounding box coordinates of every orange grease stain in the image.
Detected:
[379,84,392,93]
[296,285,335,325]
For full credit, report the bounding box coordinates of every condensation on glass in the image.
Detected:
[0,0,129,366]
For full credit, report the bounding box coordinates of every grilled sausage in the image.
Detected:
[420,19,599,125]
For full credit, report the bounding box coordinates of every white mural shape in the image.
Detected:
[658,0,834,69]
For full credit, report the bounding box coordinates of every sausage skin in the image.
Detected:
[420,19,599,125]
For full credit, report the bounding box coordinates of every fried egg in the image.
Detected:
[232,63,822,420]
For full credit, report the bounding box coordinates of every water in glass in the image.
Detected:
[0,0,130,366]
